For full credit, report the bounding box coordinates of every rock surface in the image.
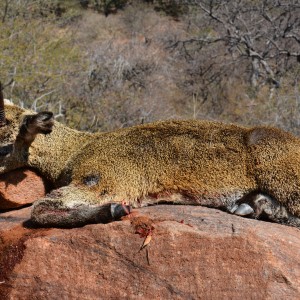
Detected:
[0,205,299,299]
[0,168,48,209]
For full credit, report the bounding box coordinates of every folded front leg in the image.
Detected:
[31,185,131,227]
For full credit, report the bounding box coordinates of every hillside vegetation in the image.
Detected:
[0,0,299,133]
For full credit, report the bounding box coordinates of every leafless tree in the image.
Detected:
[170,0,300,90]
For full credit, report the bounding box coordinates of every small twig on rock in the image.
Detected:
[146,248,150,266]
[231,223,236,234]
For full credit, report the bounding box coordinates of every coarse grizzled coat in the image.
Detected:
[0,99,300,228]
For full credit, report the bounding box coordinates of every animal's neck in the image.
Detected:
[28,122,92,183]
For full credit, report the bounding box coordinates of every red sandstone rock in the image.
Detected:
[0,205,299,299]
[0,168,48,209]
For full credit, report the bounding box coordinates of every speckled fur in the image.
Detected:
[0,104,300,227]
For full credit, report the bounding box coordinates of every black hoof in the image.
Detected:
[110,203,132,220]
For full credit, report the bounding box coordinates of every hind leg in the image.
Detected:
[229,192,300,228]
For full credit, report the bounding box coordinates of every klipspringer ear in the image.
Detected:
[248,127,289,146]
